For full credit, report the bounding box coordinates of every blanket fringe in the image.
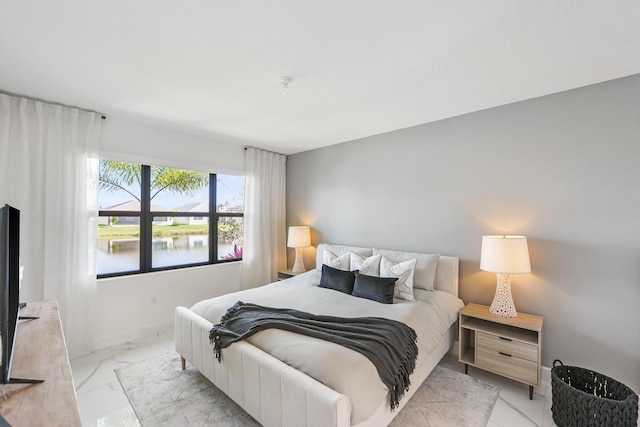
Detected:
[219,301,245,324]
[209,301,247,361]
[389,327,418,411]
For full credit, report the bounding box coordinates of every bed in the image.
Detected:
[175,243,463,427]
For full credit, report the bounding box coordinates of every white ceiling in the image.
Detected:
[2,1,639,155]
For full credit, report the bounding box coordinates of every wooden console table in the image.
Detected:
[0,300,81,426]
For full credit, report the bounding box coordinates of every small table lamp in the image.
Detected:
[287,226,311,274]
[480,235,531,318]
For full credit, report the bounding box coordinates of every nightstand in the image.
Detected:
[277,269,304,281]
[459,303,543,399]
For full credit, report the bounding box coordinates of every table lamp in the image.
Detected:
[287,226,311,274]
[480,235,531,318]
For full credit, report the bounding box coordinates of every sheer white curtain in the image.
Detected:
[0,93,101,358]
[242,147,286,289]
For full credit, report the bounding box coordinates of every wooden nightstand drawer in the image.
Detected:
[477,331,538,362]
[477,346,538,385]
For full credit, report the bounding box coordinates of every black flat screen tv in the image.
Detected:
[0,204,42,384]
[0,204,21,384]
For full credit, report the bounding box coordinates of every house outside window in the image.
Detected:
[97,160,244,278]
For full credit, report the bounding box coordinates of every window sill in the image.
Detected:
[97,260,243,283]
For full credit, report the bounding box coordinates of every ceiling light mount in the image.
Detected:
[280,76,293,95]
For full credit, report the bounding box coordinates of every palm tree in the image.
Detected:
[99,160,243,251]
[99,160,209,202]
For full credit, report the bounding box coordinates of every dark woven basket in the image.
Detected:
[551,360,638,427]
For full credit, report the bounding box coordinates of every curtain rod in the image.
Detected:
[0,90,106,119]
[244,146,287,157]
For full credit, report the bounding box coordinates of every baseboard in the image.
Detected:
[92,318,174,351]
[541,364,551,391]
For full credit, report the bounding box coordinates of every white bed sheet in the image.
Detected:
[191,269,463,424]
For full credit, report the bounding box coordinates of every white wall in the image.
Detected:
[287,75,640,392]
[101,117,245,174]
[96,116,246,349]
[95,262,242,349]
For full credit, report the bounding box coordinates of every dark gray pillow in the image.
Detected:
[352,272,396,304]
[319,264,356,294]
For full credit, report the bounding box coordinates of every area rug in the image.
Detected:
[116,352,498,427]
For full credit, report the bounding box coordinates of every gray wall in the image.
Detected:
[287,74,640,392]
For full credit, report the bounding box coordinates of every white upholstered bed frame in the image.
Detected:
[175,244,459,427]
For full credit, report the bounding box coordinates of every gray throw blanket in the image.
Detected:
[209,301,418,411]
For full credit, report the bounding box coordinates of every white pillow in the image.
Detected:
[373,249,440,291]
[350,253,381,276]
[380,256,417,301]
[323,250,351,271]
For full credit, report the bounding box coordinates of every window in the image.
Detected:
[97,160,244,278]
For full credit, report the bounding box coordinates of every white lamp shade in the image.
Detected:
[480,235,531,274]
[287,226,311,248]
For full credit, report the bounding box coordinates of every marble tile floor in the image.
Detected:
[71,333,558,427]
[439,353,557,427]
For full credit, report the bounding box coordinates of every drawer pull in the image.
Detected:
[499,336,513,342]
[499,352,512,357]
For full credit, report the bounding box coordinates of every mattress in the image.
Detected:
[191,268,464,423]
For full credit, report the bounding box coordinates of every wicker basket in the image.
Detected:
[551,360,638,427]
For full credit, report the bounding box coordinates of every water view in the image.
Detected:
[97,235,237,276]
